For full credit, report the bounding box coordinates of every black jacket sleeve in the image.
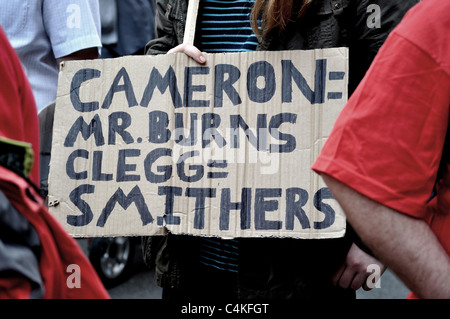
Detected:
[145,0,189,55]
[348,0,419,94]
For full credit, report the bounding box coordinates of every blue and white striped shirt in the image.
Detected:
[199,0,258,52]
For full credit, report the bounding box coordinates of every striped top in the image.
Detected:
[198,237,240,273]
[197,0,257,273]
[199,0,258,52]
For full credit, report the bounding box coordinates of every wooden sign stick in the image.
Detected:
[183,0,201,45]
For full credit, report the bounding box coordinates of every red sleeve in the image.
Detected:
[0,27,40,185]
[312,33,450,219]
[0,277,32,299]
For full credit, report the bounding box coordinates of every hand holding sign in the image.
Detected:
[168,43,206,65]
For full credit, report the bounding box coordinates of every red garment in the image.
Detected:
[0,28,40,186]
[0,278,33,299]
[312,0,450,299]
[0,165,110,299]
[0,26,109,299]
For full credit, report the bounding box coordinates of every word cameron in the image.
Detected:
[69,59,335,112]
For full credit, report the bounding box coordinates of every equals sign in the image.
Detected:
[328,71,345,99]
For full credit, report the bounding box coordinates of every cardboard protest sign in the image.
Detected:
[48,48,348,238]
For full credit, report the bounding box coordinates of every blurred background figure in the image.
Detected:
[0,0,102,199]
[0,0,101,113]
[99,0,156,58]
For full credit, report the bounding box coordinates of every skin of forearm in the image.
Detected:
[322,174,450,298]
[56,47,99,65]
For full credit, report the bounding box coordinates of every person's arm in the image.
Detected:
[322,174,450,298]
[145,0,188,55]
[44,0,102,62]
[145,0,207,64]
[56,47,99,65]
[332,243,385,291]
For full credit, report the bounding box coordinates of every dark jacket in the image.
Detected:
[142,0,419,299]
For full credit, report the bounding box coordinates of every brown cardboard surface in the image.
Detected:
[48,48,348,238]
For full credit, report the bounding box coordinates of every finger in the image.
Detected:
[335,267,356,289]
[363,282,372,291]
[362,273,381,291]
[331,264,346,286]
[168,43,206,64]
[349,272,368,291]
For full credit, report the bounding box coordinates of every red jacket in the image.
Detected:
[0,26,108,299]
[0,165,109,299]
